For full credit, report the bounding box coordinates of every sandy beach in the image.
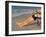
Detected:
[12,14,41,31]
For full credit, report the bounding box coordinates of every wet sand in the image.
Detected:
[12,14,41,31]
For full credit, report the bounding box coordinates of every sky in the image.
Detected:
[12,6,41,17]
